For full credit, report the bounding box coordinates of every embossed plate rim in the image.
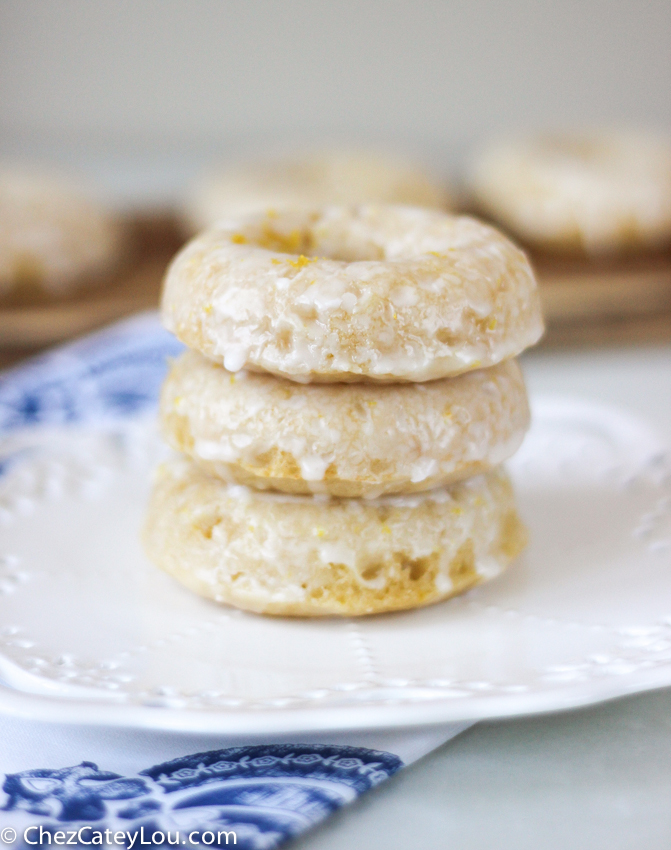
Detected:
[2,661,671,734]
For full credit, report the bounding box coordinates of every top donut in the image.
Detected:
[161,205,543,383]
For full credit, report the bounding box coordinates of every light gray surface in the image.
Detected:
[293,688,671,850]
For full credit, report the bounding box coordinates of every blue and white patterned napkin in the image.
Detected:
[0,313,183,434]
[0,313,471,848]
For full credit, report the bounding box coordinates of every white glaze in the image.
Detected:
[162,206,543,383]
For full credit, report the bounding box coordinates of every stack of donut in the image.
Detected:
[144,205,544,617]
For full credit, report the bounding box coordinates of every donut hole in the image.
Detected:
[310,232,386,262]
[240,211,391,262]
[253,221,316,255]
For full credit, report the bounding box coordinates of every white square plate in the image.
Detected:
[0,315,669,734]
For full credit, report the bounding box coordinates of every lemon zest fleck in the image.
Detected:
[287,254,316,269]
[231,233,247,244]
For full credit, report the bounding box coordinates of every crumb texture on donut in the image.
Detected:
[184,151,449,232]
[0,167,121,299]
[470,132,671,254]
[161,205,543,382]
[143,458,527,616]
[161,350,530,497]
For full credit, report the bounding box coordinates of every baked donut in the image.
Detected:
[161,349,530,497]
[184,151,449,232]
[0,166,122,302]
[161,205,543,383]
[143,457,527,617]
[470,132,671,254]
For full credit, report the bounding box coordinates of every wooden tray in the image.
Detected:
[534,248,671,319]
[533,247,671,348]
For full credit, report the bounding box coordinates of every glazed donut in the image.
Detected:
[0,166,122,301]
[161,350,530,498]
[183,151,449,232]
[143,457,527,617]
[161,205,543,383]
[470,132,671,254]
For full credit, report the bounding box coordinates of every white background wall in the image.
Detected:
[1,0,669,199]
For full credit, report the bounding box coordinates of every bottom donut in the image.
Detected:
[143,458,527,617]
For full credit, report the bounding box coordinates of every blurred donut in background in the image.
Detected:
[183,150,451,233]
[0,166,123,305]
[468,131,671,256]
